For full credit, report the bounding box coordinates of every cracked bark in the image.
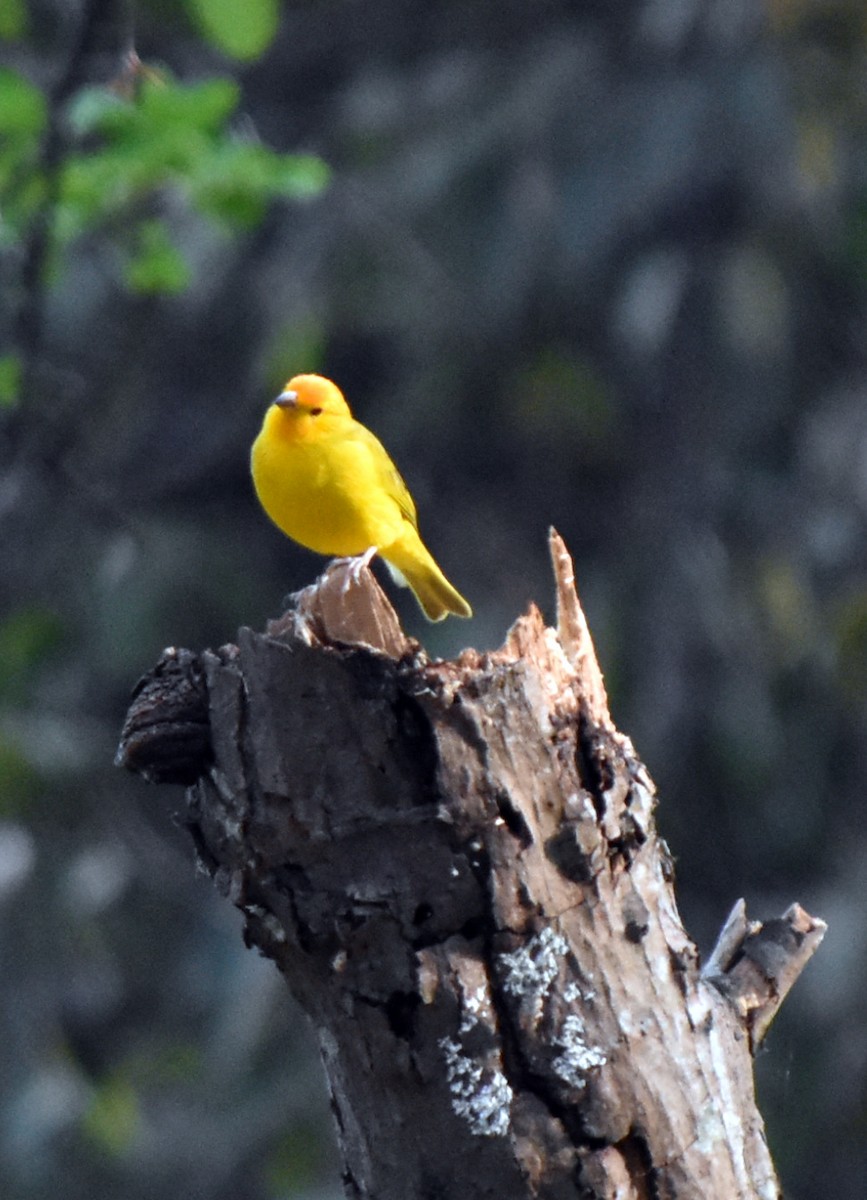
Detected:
[117,531,825,1200]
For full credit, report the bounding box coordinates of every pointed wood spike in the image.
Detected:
[549,527,611,725]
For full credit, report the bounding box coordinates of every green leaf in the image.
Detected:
[269,153,331,198]
[188,0,279,61]
[136,76,240,137]
[68,76,240,145]
[0,353,21,407]
[123,221,191,294]
[56,152,138,241]
[66,85,128,137]
[0,0,28,41]
[0,67,46,139]
[190,143,330,224]
[58,77,244,244]
[0,171,45,247]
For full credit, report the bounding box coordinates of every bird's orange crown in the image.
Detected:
[276,373,351,417]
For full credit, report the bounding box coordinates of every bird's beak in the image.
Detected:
[275,390,298,409]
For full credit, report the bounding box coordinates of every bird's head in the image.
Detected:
[273,374,352,422]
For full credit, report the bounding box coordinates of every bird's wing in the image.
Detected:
[350,421,419,530]
[385,462,418,529]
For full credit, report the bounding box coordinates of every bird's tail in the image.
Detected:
[383,533,472,622]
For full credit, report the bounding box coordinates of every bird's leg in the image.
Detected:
[342,545,379,593]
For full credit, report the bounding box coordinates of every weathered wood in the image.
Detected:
[115,646,211,784]
[117,532,825,1199]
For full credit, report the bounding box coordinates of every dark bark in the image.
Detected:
[117,533,825,1199]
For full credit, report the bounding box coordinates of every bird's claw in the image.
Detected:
[341,546,378,594]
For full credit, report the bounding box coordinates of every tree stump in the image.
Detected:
[116,531,825,1199]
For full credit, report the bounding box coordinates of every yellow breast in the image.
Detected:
[250,406,406,556]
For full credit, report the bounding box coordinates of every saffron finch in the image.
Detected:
[251,374,472,622]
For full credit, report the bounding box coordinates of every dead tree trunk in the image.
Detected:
[117,531,824,1200]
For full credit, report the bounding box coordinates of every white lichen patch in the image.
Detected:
[460,985,491,1033]
[617,1007,654,1039]
[563,980,595,1005]
[552,1014,607,1088]
[499,926,568,1000]
[694,1103,727,1154]
[439,1036,513,1137]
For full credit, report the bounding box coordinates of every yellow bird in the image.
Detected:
[251,374,472,622]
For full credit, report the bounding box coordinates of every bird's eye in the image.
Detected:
[310,407,323,416]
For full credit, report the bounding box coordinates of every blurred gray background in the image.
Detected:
[2,0,866,1197]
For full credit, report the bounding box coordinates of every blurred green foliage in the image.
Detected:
[0,734,43,817]
[512,350,615,450]
[264,321,327,392]
[189,0,279,62]
[265,1122,325,1196]
[834,589,867,706]
[0,67,46,235]
[123,218,190,294]
[0,0,28,41]
[1,65,328,296]
[0,606,65,702]
[81,1073,139,1157]
[0,352,22,406]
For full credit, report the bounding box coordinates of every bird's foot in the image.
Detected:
[341,546,379,594]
